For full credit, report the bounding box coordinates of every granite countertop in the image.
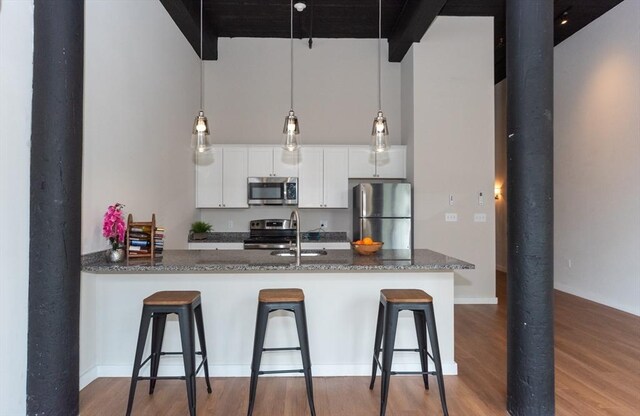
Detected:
[188,231,349,243]
[82,248,474,274]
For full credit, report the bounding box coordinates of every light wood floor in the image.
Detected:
[80,272,640,415]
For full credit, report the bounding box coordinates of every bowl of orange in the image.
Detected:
[351,237,383,255]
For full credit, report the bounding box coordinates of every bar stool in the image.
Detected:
[247,288,316,416]
[126,291,212,416]
[369,289,449,416]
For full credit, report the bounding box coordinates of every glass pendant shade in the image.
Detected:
[282,110,300,151]
[192,110,212,153]
[371,110,389,153]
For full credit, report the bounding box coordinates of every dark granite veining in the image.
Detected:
[187,231,349,243]
[300,232,348,242]
[188,232,249,243]
[82,249,474,274]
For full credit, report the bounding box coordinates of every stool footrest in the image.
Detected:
[262,347,301,352]
[373,354,436,373]
[390,370,436,376]
[258,369,304,375]
[157,351,204,356]
[137,375,186,381]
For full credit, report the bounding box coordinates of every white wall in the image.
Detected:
[494,79,508,272]
[0,1,33,414]
[206,38,401,145]
[82,0,200,253]
[198,38,401,233]
[554,0,640,315]
[404,16,496,303]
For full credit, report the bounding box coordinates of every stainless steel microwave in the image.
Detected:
[247,177,298,205]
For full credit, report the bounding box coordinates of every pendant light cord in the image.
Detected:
[290,0,294,111]
[378,0,381,112]
[200,0,204,110]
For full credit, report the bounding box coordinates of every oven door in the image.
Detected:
[247,177,297,205]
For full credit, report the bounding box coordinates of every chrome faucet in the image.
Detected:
[290,208,301,265]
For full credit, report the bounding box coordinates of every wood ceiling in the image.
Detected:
[161,0,624,83]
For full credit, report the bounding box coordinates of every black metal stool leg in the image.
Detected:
[126,307,152,416]
[413,310,429,390]
[247,302,269,416]
[149,312,167,394]
[194,304,213,394]
[178,307,197,416]
[425,304,449,416]
[369,301,385,390]
[380,304,398,416]
[294,302,316,416]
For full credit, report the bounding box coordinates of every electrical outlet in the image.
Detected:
[445,213,458,222]
[320,220,328,229]
[474,213,487,222]
[227,220,234,229]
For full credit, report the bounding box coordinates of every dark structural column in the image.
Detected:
[506,0,555,415]
[27,1,84,415]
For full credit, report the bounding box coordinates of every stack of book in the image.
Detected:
[129,226,152,255]
[154,227,165,256]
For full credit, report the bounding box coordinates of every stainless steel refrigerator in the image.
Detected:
[352,183,412,250]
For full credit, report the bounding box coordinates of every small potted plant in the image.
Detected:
[190,221,212,240]
[103,203,126,262]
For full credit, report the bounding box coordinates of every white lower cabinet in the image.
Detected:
[188,242,244,250]
[196,146,248,208]
[299,146,348,208]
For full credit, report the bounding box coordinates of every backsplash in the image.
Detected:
[198,206,352,237]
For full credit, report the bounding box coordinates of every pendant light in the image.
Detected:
[371,0,389,153]
[192,0,212,153]
[283,0,300,152]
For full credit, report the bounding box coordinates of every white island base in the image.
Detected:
[80,270,456,389]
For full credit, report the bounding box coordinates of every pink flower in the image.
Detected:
[103,203,126,249]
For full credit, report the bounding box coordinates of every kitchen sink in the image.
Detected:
[270,249,328,257]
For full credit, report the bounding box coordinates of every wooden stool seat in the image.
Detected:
[144,291,201,306]
[259,288,304,303]
[380,289,432,303]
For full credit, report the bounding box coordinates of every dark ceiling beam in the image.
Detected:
[159,0,218,60]
[388,0,448,62]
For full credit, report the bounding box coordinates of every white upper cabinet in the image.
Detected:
[195,146,248,208]
[196,148,223,208]
[247,146,273,177]
[375,146,407,178]
[221,147,249,208]
[348,145,406,179]
[299,146,348,208]
[248,146,298,177]
[348,146,377,178]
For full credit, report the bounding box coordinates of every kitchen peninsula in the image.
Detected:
[80,249,473,388]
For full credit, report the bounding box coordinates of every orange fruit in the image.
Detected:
[362,237,374,245]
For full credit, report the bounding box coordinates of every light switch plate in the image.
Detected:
[445,213,458,222]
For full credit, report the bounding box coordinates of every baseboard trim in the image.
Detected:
[80,366,98,389]
[454,297,498,305]
[554,283,640,316]
[80,362,458,389]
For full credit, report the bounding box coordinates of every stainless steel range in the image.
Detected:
[243,219,297,249]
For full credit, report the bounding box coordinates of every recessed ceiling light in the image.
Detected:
[560,11,569,25]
